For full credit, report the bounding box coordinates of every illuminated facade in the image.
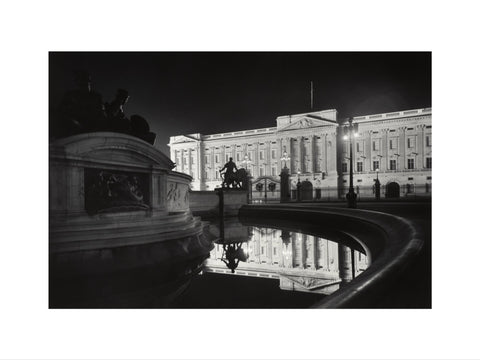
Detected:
[169,107,432,199]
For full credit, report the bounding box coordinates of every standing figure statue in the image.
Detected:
[53,70,107,138]
[219,157,238,188]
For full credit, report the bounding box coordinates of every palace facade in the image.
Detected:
[168,107,432,200]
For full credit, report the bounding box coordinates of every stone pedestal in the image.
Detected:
[280,167,291,203]
[49,132,207,253]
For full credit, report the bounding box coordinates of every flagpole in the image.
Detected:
[310,81,314,111]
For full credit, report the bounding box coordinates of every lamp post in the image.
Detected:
[280,150,291,203]
[343,117,359,208]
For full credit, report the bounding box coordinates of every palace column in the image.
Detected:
[254,142,260,177]
[326,131,337,175]
[277,138,283,175]
[381,128,389,170]
[266,140,271,175]
[288,137,294,171]
[187,148,192,177]
[365,131,372,172]
[179,149,184,173]
[417,124,425,169]
[296,136,303,173]
[210,150,215,180]
[197,142,204,189]
[398,127,407,171]
[310,135,316,174]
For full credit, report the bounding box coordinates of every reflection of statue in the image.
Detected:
[221,242,248,273]
[53,71,106,138]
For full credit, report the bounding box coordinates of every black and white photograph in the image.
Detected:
[49,52,432,309]
[2,1,480,359]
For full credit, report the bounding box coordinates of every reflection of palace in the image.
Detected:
[169,108,431,199]
[204,227,369,295]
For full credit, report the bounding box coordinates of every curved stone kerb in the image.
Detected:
[239,205,425,308]
[50,132,175,170]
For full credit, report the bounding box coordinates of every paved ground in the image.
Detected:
[267,200,432,308]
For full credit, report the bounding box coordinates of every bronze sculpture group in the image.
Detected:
[219,158,248,189]
[51,71,156,145]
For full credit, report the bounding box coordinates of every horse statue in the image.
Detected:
[220,168,248,189]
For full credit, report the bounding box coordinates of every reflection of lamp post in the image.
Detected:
[343,117,359,208]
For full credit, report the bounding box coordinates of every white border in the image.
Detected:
[1,0,479,359]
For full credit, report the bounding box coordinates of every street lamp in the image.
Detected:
[343,117,359,208]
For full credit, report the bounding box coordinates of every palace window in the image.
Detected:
[407,158,415,169]
[271,167,276,175]
[426,157,432,169]
[215,154,219,163]
[373,161,379,171]
[260,167,264,177]
[356,142,360,152]
[205,156,208,164]
[271,149,276,159]
[342,163,348,173]
[356,162,363,172]
[236,152,241,161]
[426,135,431,147]
[259,151,264,160]
[407,137,416,149]
[372,140,377,151]
[390,159,396,170]
[389,138,397,150]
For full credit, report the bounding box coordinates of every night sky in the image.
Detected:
[49,52,431,154]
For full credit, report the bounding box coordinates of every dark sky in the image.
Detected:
[49,52,431,154]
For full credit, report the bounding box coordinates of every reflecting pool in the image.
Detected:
[49,217,369,308]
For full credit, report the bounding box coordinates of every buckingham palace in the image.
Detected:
[168,107,432,200]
